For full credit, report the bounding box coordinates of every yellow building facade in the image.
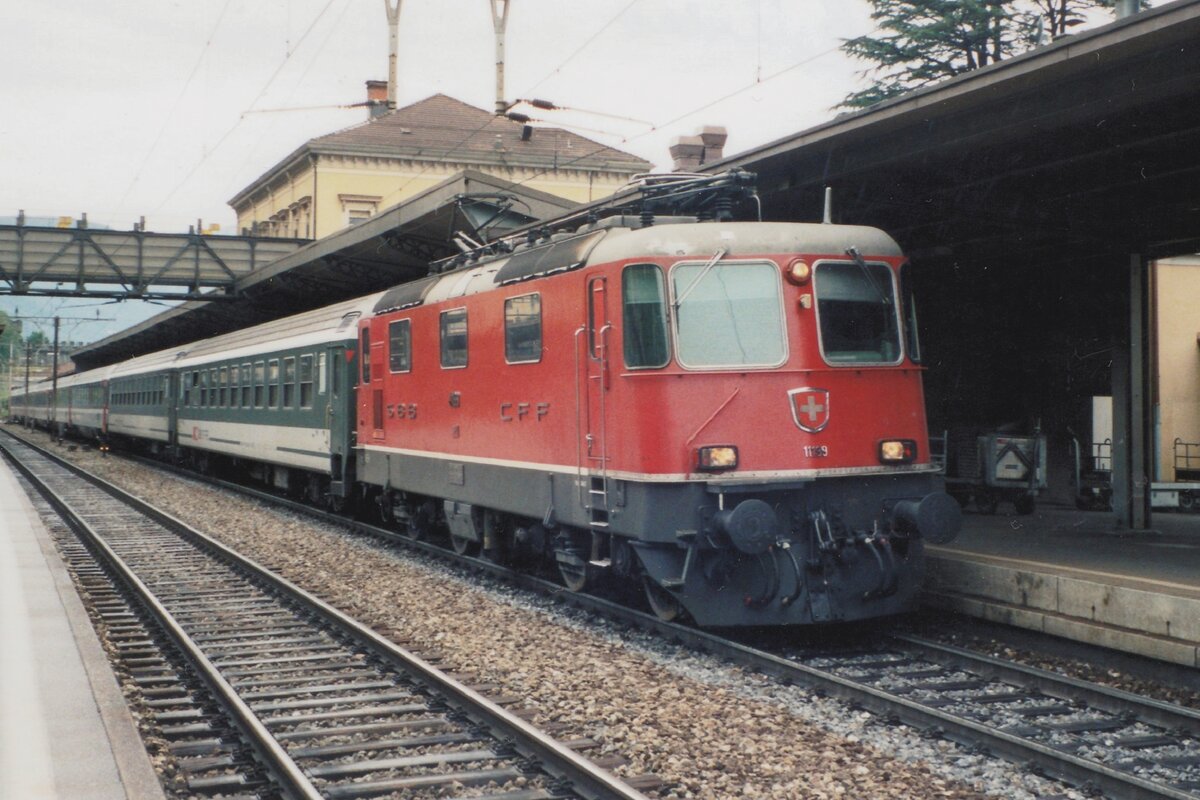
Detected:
[1154,256,1200,481]
[229,93,651,240]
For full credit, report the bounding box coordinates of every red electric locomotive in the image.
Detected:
[356,173,959,626]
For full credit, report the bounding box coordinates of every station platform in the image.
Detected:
[924,502,1200,667]
[0,455,164,799]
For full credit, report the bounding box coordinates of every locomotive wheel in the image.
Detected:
[557,556,589,592]
[643,576,682,622]
[450,534,479,556]
[975,492,999,515]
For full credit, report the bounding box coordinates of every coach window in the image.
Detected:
[504,294,541,364]
[209,368,218,406]
[253,361,265,407]
[200,370,209,407]
[317,352,327,395]
[388,320,412,372]
[219,367,229,407]
[229,365,239,408]
[622,264,670,369]
[670,260,786,369]
[268,359,280,407]
[283,357,296,407]
[361,328,371,383]
[241,363,252,406]
[440,309,468,368]
[299,355,314,408]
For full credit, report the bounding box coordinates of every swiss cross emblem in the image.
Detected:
[788,387,830,433]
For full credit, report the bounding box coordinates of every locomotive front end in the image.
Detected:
[609,223,960,626]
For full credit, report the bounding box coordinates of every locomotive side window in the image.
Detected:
[299,355,314,408]
[253,361,265,408]
[361,328,371,383]
[440,309,468,368]
[268,359,281,408]
[283,357,296,407]
[670,261,786,368]
[388,320,411,373]
[504,294,541,364]
[900,263,922,363]
[813,261,902,365]
[622,264,670,369]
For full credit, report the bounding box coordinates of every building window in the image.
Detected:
[440,309,468,369]
[388,320,411,373]
[504,294,541,363]
[283,357,296,407]
[299,355,314,408]
[339,193,381,228]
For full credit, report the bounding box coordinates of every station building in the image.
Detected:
[228,87,651,239]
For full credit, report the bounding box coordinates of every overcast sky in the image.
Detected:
[0,0,1123,343]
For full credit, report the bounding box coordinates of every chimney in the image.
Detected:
[669,135,705,172]
[698,126,728,164]
[366,80,388,120]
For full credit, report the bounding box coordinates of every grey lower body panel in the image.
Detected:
[357,448,946,626]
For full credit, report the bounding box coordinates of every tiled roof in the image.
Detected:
[310,94,650,172]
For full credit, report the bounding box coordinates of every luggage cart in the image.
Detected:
[1151,439,1200,512]
[935,427,1047,515]
[1070,434,1112,511]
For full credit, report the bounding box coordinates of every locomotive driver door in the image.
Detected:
[579,274,611,527]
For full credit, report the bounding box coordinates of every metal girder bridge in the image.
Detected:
[0,216,308,301]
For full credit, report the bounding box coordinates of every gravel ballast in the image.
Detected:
[8,427,1109,799]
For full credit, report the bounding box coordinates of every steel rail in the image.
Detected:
[121,447,1200,800]
[0,429,651,800]
[10,426,1200,800]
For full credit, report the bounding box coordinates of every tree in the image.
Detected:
[839,0,1148,109]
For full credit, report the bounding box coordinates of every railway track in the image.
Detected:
[9,426,1200,799]
[0,430,653,800]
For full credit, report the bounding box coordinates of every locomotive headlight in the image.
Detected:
[785,258,811,285]
[879,439,917,464]
[698,445,739,471]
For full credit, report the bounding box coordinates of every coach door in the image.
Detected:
[578,274,611,527]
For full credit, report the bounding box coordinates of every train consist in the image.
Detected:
[10,172,959,627]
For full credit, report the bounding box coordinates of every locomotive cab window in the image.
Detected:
[623,264,670,369]
[900,263,922,364]
[440,309,468,369]
[504,294,541,364]
[670,260,786,368]
[360,328,371,383]
[814,260,902,365]
[388,320,411,373]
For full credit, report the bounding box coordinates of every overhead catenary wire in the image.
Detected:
[115,0,235,217]
[151,0,344,216]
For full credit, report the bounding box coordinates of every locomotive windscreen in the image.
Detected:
[814,261,902,364]
[670,261,786,368]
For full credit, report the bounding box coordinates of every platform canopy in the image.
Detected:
[71,170,575,369]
